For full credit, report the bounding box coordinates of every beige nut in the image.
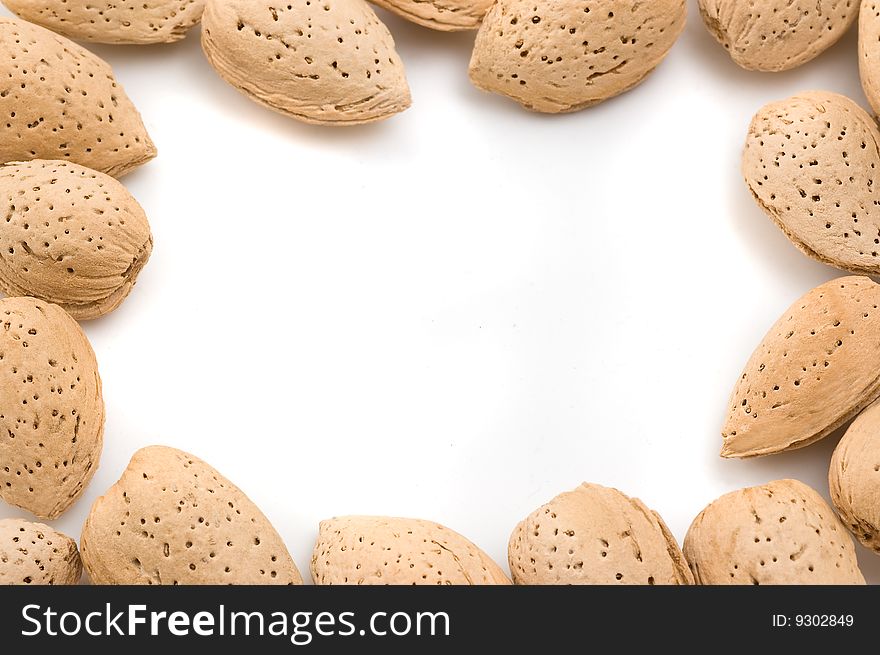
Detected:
[508,483,693,585]
[311,516,511,585]
[860,0,880,115]
[201,0,411,126]
[0,161,152,320]
[685,479,864,585]
[0,297,103,519]
[0,18,156,177]
[743,92,880,275]
[468,0,686,113]
[722,276,880,458]
[81,445,302,585]
[0,518,82,585]
[830,400,880,552]
[699,0,858,72]
[370,0,492,30]
[1,0,204,44]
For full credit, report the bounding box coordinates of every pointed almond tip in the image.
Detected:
[720,437,738,459]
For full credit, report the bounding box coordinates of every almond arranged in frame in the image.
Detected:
[311,516,511,585]
[830,400,880,552]
[0,297,103,519]
[699,0,858,72]
[0,18,156,177]
[1,0,204,44]
[508,483,693,585]
[722,276,880,458]
[743,92,880,275]
[370,0,492,30]
[0,161,153,320]
[201,0,411,126]
[81,446,302,585]
[468,0,686,113]
[0,518,81,585]
[860,0,880,115]
[684,480,864,585]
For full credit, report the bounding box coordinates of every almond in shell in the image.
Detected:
[0,518,82,585]
[370,0,492,30]
[700,0,858,72]
[1,0,204,44]
[0,18,156,176]
[201,0,411,126]
[311,516,511,585]
[0,160,152,320]
[860,0,880,116]
[743,91,880,275]
[0,297,103,519]
[508,483,693,585]
[684,479,864,585]
[722,276,880,458]
[468,0,686,113]
[80,446,303,585]
[830,400,880,552]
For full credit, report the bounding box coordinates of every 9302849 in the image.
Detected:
[772,614,854,628]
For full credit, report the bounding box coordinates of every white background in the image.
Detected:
[3,2,880,584]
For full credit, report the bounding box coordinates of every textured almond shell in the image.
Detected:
[370,0,492,30]
[722,276,880,458]
[830,400,880,551]
[0,297,103,519]
[2,0,204,44]
[201,0,411,126]
[311,516,511,585]
[508,483,693,585]
[860,0,880,115]
[684,479,864,585]
[81,446,302,585]
[743,92,880,275]
[0,18,156,177]
[0,161,153,320]
[0,518,81,585]
[699,0,858,72]
[468,0,686,113]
